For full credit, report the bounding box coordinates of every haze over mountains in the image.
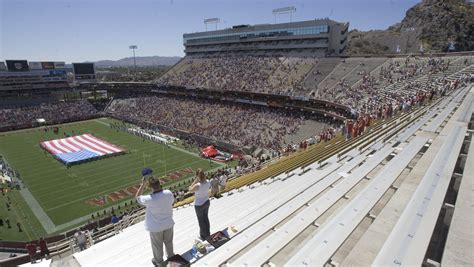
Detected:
[91,56,181,67]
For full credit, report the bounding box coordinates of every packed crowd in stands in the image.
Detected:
[157,56,317,95]
[316,56,471,118]
[108,96,309,151]
[0,100,98,131]
[339,75,471,142]
[158,55,471,121]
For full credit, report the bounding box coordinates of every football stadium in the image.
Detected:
[1,0,474,266]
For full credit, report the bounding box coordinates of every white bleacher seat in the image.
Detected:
[423,101,457,132]
[200,146,393,266]
[457,93,473,123]
[397,109,435,141]
[441,133,474,266]
[284,137,428,266]
[75,157,347,266]
[373,124,467,266]
[19,259,51,267]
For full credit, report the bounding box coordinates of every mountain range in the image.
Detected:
[91,56,181,67]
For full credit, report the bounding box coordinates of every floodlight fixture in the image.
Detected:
[272,6,296,23]
[129,45,138,76]
[204,18,220,31]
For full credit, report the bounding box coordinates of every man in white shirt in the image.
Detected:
[136,168,175,266]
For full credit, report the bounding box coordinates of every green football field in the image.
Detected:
[0,118,222,241]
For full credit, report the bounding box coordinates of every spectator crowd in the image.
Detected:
[157,55,318,96]
[108,96,310,151]
[158,55,472,123]
[315,56,472,119]
[0,100,98,131]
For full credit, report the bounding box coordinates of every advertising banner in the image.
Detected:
[54,61,66,68]
[41,62,55,69]
[29,62,43,70]
[6,60,30,72]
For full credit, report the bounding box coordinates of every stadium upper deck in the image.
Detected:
[0,60,69,91]
[156,54,474,115]
[183,19,349,57]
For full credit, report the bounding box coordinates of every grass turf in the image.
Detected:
[0,118,220,241]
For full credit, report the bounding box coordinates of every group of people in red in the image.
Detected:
[344,114,372,140]
[25,237,50,264]
[319,128,337,142]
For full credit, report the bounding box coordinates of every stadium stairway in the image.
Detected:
[44,82,473,266]
[317,59,361,92]
[352,56,394,89]
[303,58,340,95]
[342,57,388,88]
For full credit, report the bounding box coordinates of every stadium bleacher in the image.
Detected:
[1,50,472,267]
[441,124,474,266]
[0,100,99,131]
[344,85,473,266]
[52,79,472,266]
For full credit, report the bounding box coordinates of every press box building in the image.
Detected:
[183,18,349,57]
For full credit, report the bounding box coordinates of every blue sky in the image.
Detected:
[0,0,420,62]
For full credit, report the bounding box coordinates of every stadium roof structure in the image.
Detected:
[37,81,474,266]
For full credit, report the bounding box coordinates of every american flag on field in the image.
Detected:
[41,134,124,164]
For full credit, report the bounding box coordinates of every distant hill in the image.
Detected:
[92,56,181,67]
[347,0,474,55]
[398,0,473,52]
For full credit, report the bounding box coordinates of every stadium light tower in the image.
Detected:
[204,18,220,31]
[129,45,138,76]
[272,6,296,23]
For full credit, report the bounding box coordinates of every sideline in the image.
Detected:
[18,186,57,234]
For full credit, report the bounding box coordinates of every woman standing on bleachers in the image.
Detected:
[189,168,211,240]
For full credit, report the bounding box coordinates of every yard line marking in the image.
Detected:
[45,159,207,211]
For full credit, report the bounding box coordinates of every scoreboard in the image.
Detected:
[72,63,96,81]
